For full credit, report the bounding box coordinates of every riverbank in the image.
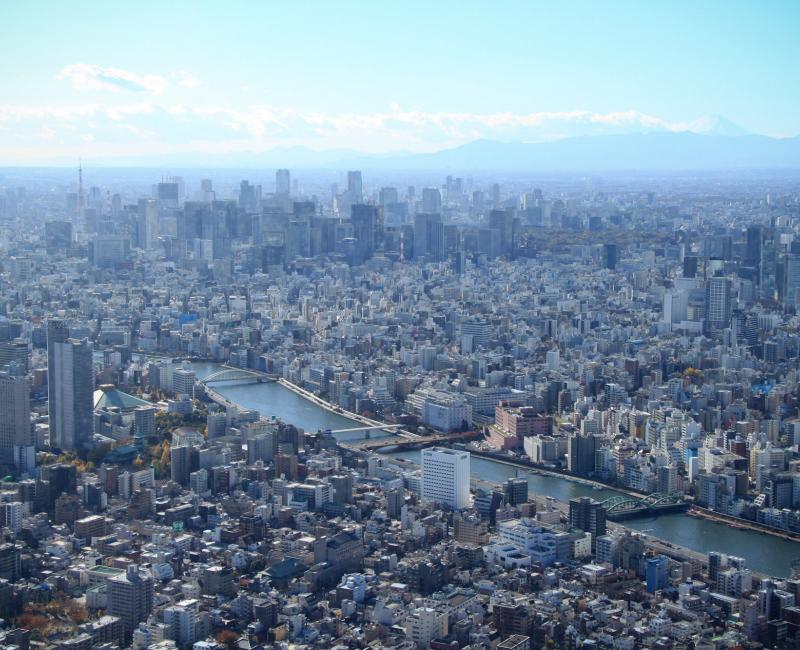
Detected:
[689,506,800,543]
[466,447,649,501]
[276,377,410,437]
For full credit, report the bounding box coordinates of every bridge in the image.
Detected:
[199,365,276,384]
[339,430,481,452]
[329,424,404,434]
[600,491,687,520]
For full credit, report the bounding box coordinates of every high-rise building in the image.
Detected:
[172,368,196,398]
[276,169,291,196]
[646,555,669,593]
[350,204,378,263]
[45,220,73,254]
[136,199,159,250]
[503,477,529,506]
[0,367,33,471]
[347,171,363,203]
[3,502,22,533]
[568,497,607,546]
[602,243,619,270]
[421,447,470,509]
[705,277,733,331]
[414,213,444,261]
[379,187,398,207]
[108,565,154,638]
[0,339,29,374]
[164,598,208,648]
[421,188,442,214]
[567,433,597,476]
[47,320,94,451]
[783,251,800,309]
[133,406,156,440]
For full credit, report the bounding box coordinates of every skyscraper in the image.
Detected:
[350,204,378,263]
[47,320,94,451]
[276,169,291,196]
[421,188,442,214]
[705,277,733,331]
[347,171,363,203]
[421,447,470,509]
[0,367,33,471]
[414,213,444,261]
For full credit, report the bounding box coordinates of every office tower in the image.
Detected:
[0,339,29,374]
[136,199,158,249]
[45,220,73,254]
[379,187,398,207]
[746,225,763,268]
[489,209,515,256]
[705,277,733,330]
[276,169,291,196]
[602,243,619,270]
[646,555,669,593]
[682,255,698,278]
[0,367,33,471]
[108,565,154,638]
[783,251,800,309]
[414,213,444,261]
[38,463,78,510]
[350,204,378,263]
[239,180,259,212]
[157,181,180,207]
[421,447,470,509]
[89,233,130,268]
[421,188,442,214]
[200,178,214,201]
[172,368,196,398]
[568,497,607,544]
[47,320,94,451]
[503,477,529,506]
[347,171,363,203]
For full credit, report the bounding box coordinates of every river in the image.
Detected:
[190,362,799,577]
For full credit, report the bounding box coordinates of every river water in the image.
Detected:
[191,362,800,577]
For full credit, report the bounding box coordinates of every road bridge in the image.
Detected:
[600,491,688,520]
[199,365,277,384]
[339,430,481,452]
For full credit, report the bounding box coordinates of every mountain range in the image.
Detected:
[25,120,800,172]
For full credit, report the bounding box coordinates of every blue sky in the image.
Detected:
[1,1,798,162]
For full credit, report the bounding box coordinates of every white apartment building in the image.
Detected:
[420,447,470,509]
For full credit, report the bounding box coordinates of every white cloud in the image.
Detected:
[0,102,748,162]
[55,64,167,94]
[177,71,200,89]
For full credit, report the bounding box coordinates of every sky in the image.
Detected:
[1,0,799,163]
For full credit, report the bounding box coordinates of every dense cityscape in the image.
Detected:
[5,1,800,648]
[0,165,797,650]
